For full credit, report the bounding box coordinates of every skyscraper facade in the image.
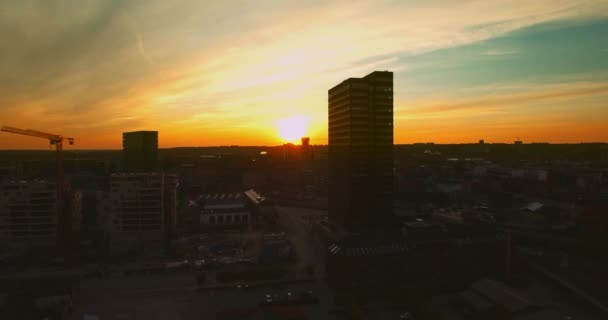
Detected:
[122,131,159,172]
[328,71,394,229]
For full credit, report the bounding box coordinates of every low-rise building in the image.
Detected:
[198,193,251,227]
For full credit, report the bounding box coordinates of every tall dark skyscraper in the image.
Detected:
[122,131,159,172]
[328,71,394,229]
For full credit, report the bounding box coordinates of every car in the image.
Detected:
[264,294,273,304]
[260,292,288,306]
[235,283,250,290]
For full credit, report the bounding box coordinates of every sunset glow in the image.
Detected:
[0,1,607,149]
[277,116,309,144]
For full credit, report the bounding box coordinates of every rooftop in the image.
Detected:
[198,192,247,211]
[328,70,393,92]
[244,189,265,205]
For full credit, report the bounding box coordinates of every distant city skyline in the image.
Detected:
[1,1,608,149]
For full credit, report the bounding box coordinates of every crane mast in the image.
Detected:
[1,125,75,262]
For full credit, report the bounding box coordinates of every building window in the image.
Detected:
[227,215,233,224]
[209,216,216,224]
[235,215,241,223]
[242,215,249,223]
[218,215,224,224]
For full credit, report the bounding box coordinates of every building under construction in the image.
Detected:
[0,180,81,246]
[97,173,177,243]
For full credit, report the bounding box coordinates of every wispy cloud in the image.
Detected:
[0,0,607,147]
[405,82,608,115]
[481,49,519,56]
[396,81,608,143]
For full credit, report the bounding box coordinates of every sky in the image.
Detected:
[1,0,607,149]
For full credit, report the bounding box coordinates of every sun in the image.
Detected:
[277,115,309,144]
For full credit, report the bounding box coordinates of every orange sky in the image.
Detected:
[1,1,607,149]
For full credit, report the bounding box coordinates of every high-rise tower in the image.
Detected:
[328,71,394,229]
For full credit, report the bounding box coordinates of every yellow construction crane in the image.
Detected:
[1,125,75,261]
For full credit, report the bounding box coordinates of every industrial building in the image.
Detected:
[0,180,81,245]
[197,193,251,227]
[97,173,177,242]
[182,189,272,231]
[328,70,394,229]
[122,131,159,172]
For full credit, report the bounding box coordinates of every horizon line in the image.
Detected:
[0,141,606,151]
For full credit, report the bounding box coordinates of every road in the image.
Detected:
[275,206,327,278]
[73,275,334,320]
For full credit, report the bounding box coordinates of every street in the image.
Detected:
[73,275,333,320]
[275,206,327,278]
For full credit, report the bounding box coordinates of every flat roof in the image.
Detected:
[123,130,158,134]
[244,189,265,205]
[328,70,393,92]
[200,192,247,211]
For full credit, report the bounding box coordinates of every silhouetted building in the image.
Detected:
[122,131,158,172]
[328,71,394,229]
[301,137,312,161]
[96,173,177,243]
[0,180,81,247]
[301,137,310,147]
